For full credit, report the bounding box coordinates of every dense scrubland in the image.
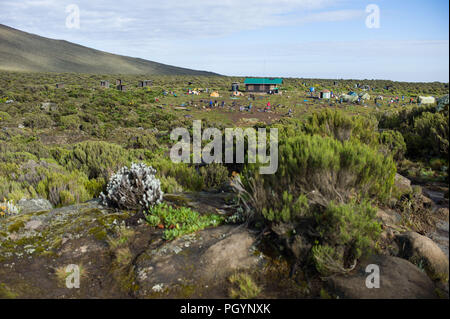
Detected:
[0,71,448,298]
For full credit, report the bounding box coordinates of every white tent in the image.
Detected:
[418,96,436,104]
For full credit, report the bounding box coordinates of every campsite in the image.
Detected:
[0,71,448,299]
[0,0,448,304]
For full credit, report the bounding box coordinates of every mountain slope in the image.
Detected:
[0,24,217,75]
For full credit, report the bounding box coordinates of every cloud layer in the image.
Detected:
[0,0,448,81]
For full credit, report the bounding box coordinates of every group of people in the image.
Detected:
[207,100,226,108]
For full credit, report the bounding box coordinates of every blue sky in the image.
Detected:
[1,0,448,81]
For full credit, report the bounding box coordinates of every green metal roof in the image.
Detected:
[244,78,283,85]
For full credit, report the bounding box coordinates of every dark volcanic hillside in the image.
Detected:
[0,24,216,75]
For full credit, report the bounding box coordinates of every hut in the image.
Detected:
[55,83,65,89]
[244,78,283,93]
[100,80,110,88]
[231,82,239,92]
[116,79,122,86]
[138,80,152,87]
[320,90,331,99]
[117,85,127,92]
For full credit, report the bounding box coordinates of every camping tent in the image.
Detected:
[210,91,220,97]
[418,96,436,104]
[342,93,358,103]
[359,92,370,100]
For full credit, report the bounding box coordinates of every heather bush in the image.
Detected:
[23,113,53,129]
[379,130,407,161]
[56,141,130,179]
[301,110,379,146]
[411,112,448,159]
[238,131,393,276]
[36,170,92,206]
[0,111,11,122]
[199,163,229,190]
[244,133,395,223]
[59,114,80,129]
[379,107,449,160]
[101,163,163,211]
[311,201,381,276]
[148,156,204,191]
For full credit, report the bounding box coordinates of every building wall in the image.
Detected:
[246,84,275,92]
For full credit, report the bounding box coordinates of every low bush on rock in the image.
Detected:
[228,272,261,299]
[311,201,381,276]
[145,203,223,240]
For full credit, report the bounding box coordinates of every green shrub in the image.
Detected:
[148,156,204,191]
[0,111,11,122]
[23,113,53,129]
[125,132,159,151]
[229,273,261,299]
[244,133,396,223]
[199,163,229,190]
[56,141,130,179]
[311,201,381,276]
[379,107,449,160]
[301,110,379,146]
[379,130,407,161]
[160,176,183,193]
[35,170,92,206]
[411,112,448,159]
[59,114,80,129]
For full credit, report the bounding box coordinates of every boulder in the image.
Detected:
[17,198,53,214]
[396,231,449,281]
[327,255,438,299]
[394,173,412,196]
[376,208,401,225]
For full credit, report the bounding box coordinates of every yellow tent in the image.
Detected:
[210,91,220,97]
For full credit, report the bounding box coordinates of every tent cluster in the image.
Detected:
[340,91,370,103]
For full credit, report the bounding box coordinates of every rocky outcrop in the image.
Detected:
[133,225,261,298]
[327,255,438,299]
[396,231,449,282]
[17,198,53,214]
[0,198,262,299]
[376,208,401,226]
[394,173,413,196]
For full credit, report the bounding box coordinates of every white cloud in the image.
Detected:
[1,0,358,39]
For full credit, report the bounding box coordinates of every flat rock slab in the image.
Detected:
[327,255,438,299]
[134,225,261,298]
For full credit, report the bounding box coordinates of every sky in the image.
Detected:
[0,0,449,82]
